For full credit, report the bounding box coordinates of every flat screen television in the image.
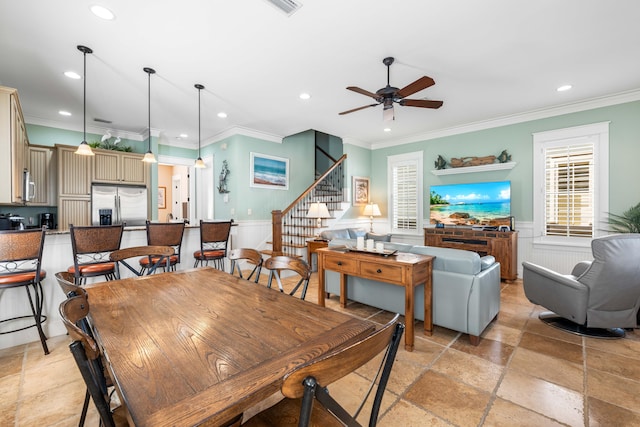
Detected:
[429,180,511,227]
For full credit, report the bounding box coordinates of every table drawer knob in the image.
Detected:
[377,269,382,273]
[337,262,343,266]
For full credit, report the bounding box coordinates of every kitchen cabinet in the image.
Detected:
[93,149,148,185]
[28,145,57,206]
[57,144,93,230]
[0,86,29,204]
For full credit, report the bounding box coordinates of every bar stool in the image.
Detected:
[68,224,124,284]
[0,228,49,355]
[139,220,185,274]
[193,220,232,270]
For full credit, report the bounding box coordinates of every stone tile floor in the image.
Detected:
[2,273,640,426]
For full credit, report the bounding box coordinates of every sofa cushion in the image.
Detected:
[366,232,392,242]
[348,228,368,239]
[320,229,351,240]
[409,245,481,275]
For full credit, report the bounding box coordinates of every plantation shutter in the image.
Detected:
[544,143,594,237]
[392,161,418,231]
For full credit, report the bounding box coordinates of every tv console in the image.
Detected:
[424,227,518,280]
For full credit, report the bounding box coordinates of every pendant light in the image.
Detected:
[142,67,157,163]
[194,83,206,168]
[75,45,95,156]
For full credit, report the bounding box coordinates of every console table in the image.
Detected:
[306,239,328,272]
[316,247,434,351]
[424,228,518,280]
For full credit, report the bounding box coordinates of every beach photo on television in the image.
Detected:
[429,181,511,226]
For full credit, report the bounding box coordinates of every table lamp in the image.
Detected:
[307,202,331,236]
[363,203,381,232]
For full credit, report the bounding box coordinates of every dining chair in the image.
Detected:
[68,224,124,284]
[242,314,404,427]
[264,256,311,300]
[55,271,87,298]
[193,220,232,270]
[109,245,175,279]
[229,248,263,283]
[59,294,128,427]
[139,220,185,274]
[0,228,49,355]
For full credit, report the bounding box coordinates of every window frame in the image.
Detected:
[532,122,609,247]
[387,151,423,236]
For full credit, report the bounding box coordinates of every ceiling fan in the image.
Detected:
[339,57,443,121]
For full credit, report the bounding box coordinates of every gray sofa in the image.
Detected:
[324,237,501,344]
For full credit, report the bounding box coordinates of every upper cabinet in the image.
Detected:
[28,145,57,206]
[93,149,149,185]
[0,86,29,204]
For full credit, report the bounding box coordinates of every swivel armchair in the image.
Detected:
[522,233,640,338]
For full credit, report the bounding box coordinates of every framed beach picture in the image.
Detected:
[250,152,289,190]
[158,186,166,209]
[352,176,370,206]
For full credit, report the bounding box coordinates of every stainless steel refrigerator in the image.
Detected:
[91,184,148,226]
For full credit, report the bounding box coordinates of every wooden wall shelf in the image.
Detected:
[431,161,517,176]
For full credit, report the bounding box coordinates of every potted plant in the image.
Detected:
[608,202,640,233]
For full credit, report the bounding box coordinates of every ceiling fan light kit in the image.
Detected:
[340,56,443,121]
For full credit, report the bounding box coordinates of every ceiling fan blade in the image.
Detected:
[399,99,443,109]
[339,104,379,115]
[346,86,380,100]
[396,76,435,99]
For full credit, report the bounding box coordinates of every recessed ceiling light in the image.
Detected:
[217,112,227,118]
[557,84,572,92]
[383,128,391,132]
[59,110,72,116]
[90,5,115,20]
[179,133,188,138]
[64,71,81,79]
[299,93,311,100]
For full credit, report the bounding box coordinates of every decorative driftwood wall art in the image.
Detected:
[434,150,511,170]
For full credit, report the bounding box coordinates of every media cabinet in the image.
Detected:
[424,227,518,280]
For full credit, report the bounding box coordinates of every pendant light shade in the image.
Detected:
[142,67,157,163]
[194,83,206,168]
[75,45,95,156]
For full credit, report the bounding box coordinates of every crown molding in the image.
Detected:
[204,126,284,145]
[370,89,640,150]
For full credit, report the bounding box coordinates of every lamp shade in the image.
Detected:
[363,203,381,217]
[307,202,331,219]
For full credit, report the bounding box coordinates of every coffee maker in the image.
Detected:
[39,213,55,230]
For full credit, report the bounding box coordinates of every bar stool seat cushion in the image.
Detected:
[139,255,179,267]
[68,263,116,276]
[0,270,47,287]
[194,249,226,259]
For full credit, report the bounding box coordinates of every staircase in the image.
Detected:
[269,154,346,257]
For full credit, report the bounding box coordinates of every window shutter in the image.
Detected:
[392,161,418,231]
[544,143,594,237]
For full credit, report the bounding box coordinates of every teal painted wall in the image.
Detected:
[21,99,640,224]
[206,132,316,220]
[343,144,372,219]
[370,100,640,224]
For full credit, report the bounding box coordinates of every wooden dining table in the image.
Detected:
[84,267,375,427]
